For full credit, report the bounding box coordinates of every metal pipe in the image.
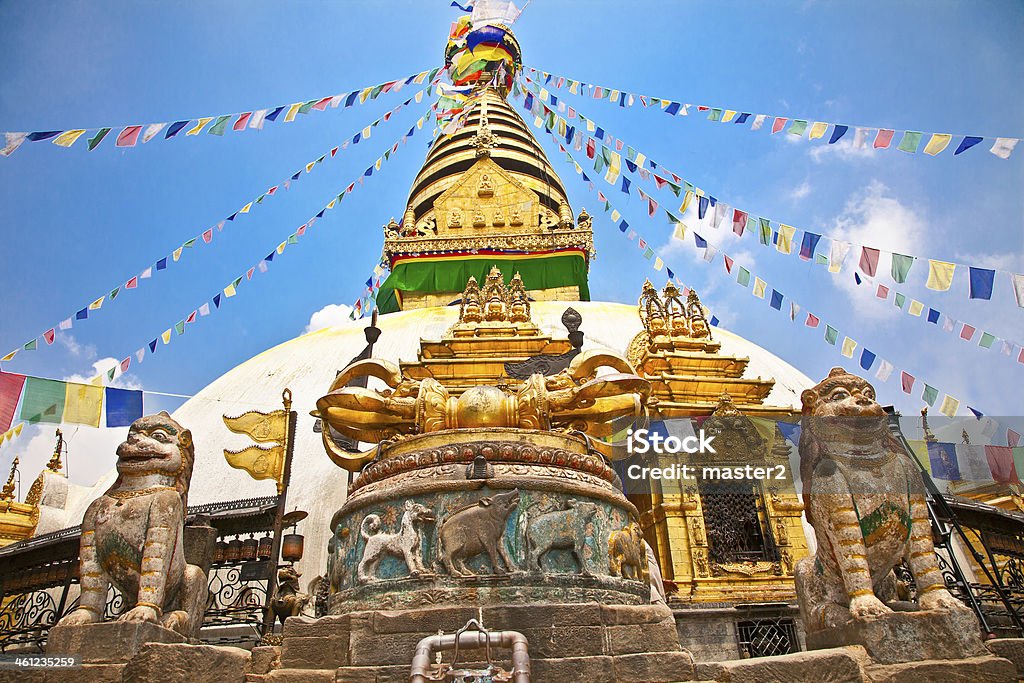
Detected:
[409,629,530,683]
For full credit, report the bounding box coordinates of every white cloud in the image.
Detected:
[809,139,877,163]
[8,424,124,490]
[57,334,95,359]
[304,304,354,333]
[827,180,927,319]
[789,180,811,202]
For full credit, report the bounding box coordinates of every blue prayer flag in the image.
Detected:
[927,442,960,480]
[799,232,822,260]
[954,136,983,155]
[165,121,189,139]
[698,195,709,219]
[829,124,849,144]
[694,233,708,249]
[156,258,168,270]
[664,102,681,115]
[595,127,605,140]
[860,348,876,371]
[968,267,995,300]
[969,407,984,418]
[345,92,359,108]
[27,131,61,142]
[76,308,88,320]
[621,177,631,194]
[735,113,751,124]
[710,315,720,327]
[265,106,285,122]
[213,293,222,308]
[769,290,783,310]
[625,159,637,173]
[148,339,158,353]
[619,220,629,233]
[927,308,940,324]
[451,1,472,11]
[106,387,143,428]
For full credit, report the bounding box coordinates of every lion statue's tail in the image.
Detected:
[360,514,381,541]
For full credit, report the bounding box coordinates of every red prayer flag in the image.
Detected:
[647,197,657,217]
[960,324,976,341]
[125,276,138,289]
[330,147,338,157]
[876,284,889,299]
[115,125,143,147]
[771,117,788,134]
[901,371,914,394]
[985,446,1019,483]
[805,313,820,328]
[586,138,596,159]
[724,255,734,273]
[186,311,197,323]
[233,112,252,131]
[120,357,130,373]
[297,223,307,236]
[732,210,747,236]
[312,97,332,111]
[0,371,25,432]
[202,229,213,244]
[858,247,880,276]
[246,267,255,280]
[44,329,55,345]
[697,105,709,112]
[873,129,895,148]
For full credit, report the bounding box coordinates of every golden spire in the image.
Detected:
[46,428,65,473]
[0,457,17,502]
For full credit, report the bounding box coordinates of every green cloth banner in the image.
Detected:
[376,254,590,314]
[19,377,65,424]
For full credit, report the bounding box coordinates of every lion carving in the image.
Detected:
[794,368,969,633]
[57,413,207,638]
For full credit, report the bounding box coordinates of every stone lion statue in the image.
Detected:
[794,368,969,633]
[57,413,208,638]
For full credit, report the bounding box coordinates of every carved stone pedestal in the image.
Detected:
[805,609,986,665]
[266,602,694,683]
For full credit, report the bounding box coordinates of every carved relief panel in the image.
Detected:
[432,158,538,239]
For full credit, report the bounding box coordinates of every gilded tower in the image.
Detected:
[375,26,593,312]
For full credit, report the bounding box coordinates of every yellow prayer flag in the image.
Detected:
[609,89,620,101]
[539,88,550,101]
[654,257,664,271]
[277,242,287,255]
[679,191,694,215]
[223,409,288,443]
[362,125,372,139]
[776,225,796,254]
[907,440,932,475]
[359,87,372,103]
[569,82,579,95]
[586,119,596,133]
[326,199,336,210]
[610,209,621,222]
[604,151,621,184]
[0,352,16,362]
[925,260,956,291]
[224,444,286,490]
[172,247,184,262]
[841,336,857,358]
[534,116,544,128]
[634,152,647,166]
[89,296,104,310]
[753,278,766,298]
[660,99,671,108]
[413,71,427,84]
[52,129,87,147]
[223,283,237,298]
[939,395,960,417]
[162,329,172,344]
[187,118,213,135]
[908,300,924,316]
[284,103,302,123]
[722,110,737,123]
[809,122,828,140]
[672,222,687,241]
[416,116,425,130]
[375,157,382,170]
[89,375,104,386]
[414,91,424,103]
[557,119,567,136]
[305,161,316,173]
[923,133,952,156]
[64,382,103,428]
[239,202,253,214]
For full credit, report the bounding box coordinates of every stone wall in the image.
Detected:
[673,603,805,662]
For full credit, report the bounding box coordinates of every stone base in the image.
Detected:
[269,601,693,682]
[47,621,187,663]
[985,638,1024,679]
[805,608,986,665]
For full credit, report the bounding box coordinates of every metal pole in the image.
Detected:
[260,389,297,639]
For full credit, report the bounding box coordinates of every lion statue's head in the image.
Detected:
[114,412,194,506]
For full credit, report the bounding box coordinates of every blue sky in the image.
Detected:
[1,1,1021,481]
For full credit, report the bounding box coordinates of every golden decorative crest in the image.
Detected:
[638,280,712,341]
[0,457,17,501]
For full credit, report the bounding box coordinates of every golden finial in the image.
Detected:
[1,457,17,501]
[921,408,936,443]
[46,429,65,473]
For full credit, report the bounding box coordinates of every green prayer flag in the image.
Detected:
[890,253,915,283]
[788,119,809,136]
[708,108,722,122]
[979,332,996,349]
[109,287,119,300]
[594,154,606,174]
[758,218,772,245]
[87,127,111,151]
[922,384,938,406]
[19,377,65,424]
[183,238,197,248]
[107,367,116,381]
[384,150,391,161]
[298,100,317,114]
[288,234,299,244]
[666,182,681,197]
[208,115,232,136]
[175,320,185,335]
[256,194,266,204]
[316,154,326,164]
[815,254,829,265]
[825,325,839,345]
[897,131,923,153]
[894,293,906,309]
[23,339,37,351]
[232,276,243,288]
[370,85,384,100]
[737,268,751,287]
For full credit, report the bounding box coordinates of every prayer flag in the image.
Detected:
[876,284,889,299]
[788,120,808,136]
[771,117,788,134]
[52,129,87,147]
[165,121,189,138]
[894,293,906,309]
[853,127,870,148]
[923,133,952,155]
[809,121,828,140]
[777,225,795,254]
[732,210,747,236]
[901,371,914,394]
[233,113,252,131]
[979,332,996,349]
[897,131,923,153]
[105,387,143,427]
[960,324,976,341]
[162,329,172,344]
[187,118,214,135]
[858,247,880,276]
[753,278,766,298]
[19,377,66,424]
[769,289,783,310]
[939,395,960,418]
[985,446,1018,483]
[860,348,876,370]
[890,253,914,283]
[908,300,924,316]
[922,384,938,406]
[1010,430,1022,447]
[141,123,166,143]
[824,325,839,345]
[806,313,820,328]
[841,336,857,358]
[1,132,28,157]
[925,260,955,291]
[790,302,800,320]
[799,232,821,260]
[208,115,231,136]
[873,129,895,148]
[64,382,103,428]
[828,125,848,144]
[990,138,1019,159]
[737,268,751,287]
[1014,274,1024,308]
[751,114,767,130]
[928,442,960,479]
[954,136,984,155]
[875,359,894,382]
[87,128,111,150]
[829,240,850,273]
[0,372,26,432]
[968,267,995,300]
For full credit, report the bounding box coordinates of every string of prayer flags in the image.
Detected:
[1,93,434,367]
[1,67,439,157]
[525,66,1020,159]
[0,371,154,429]
[517,76,1024,308]
[82,108,430,380]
